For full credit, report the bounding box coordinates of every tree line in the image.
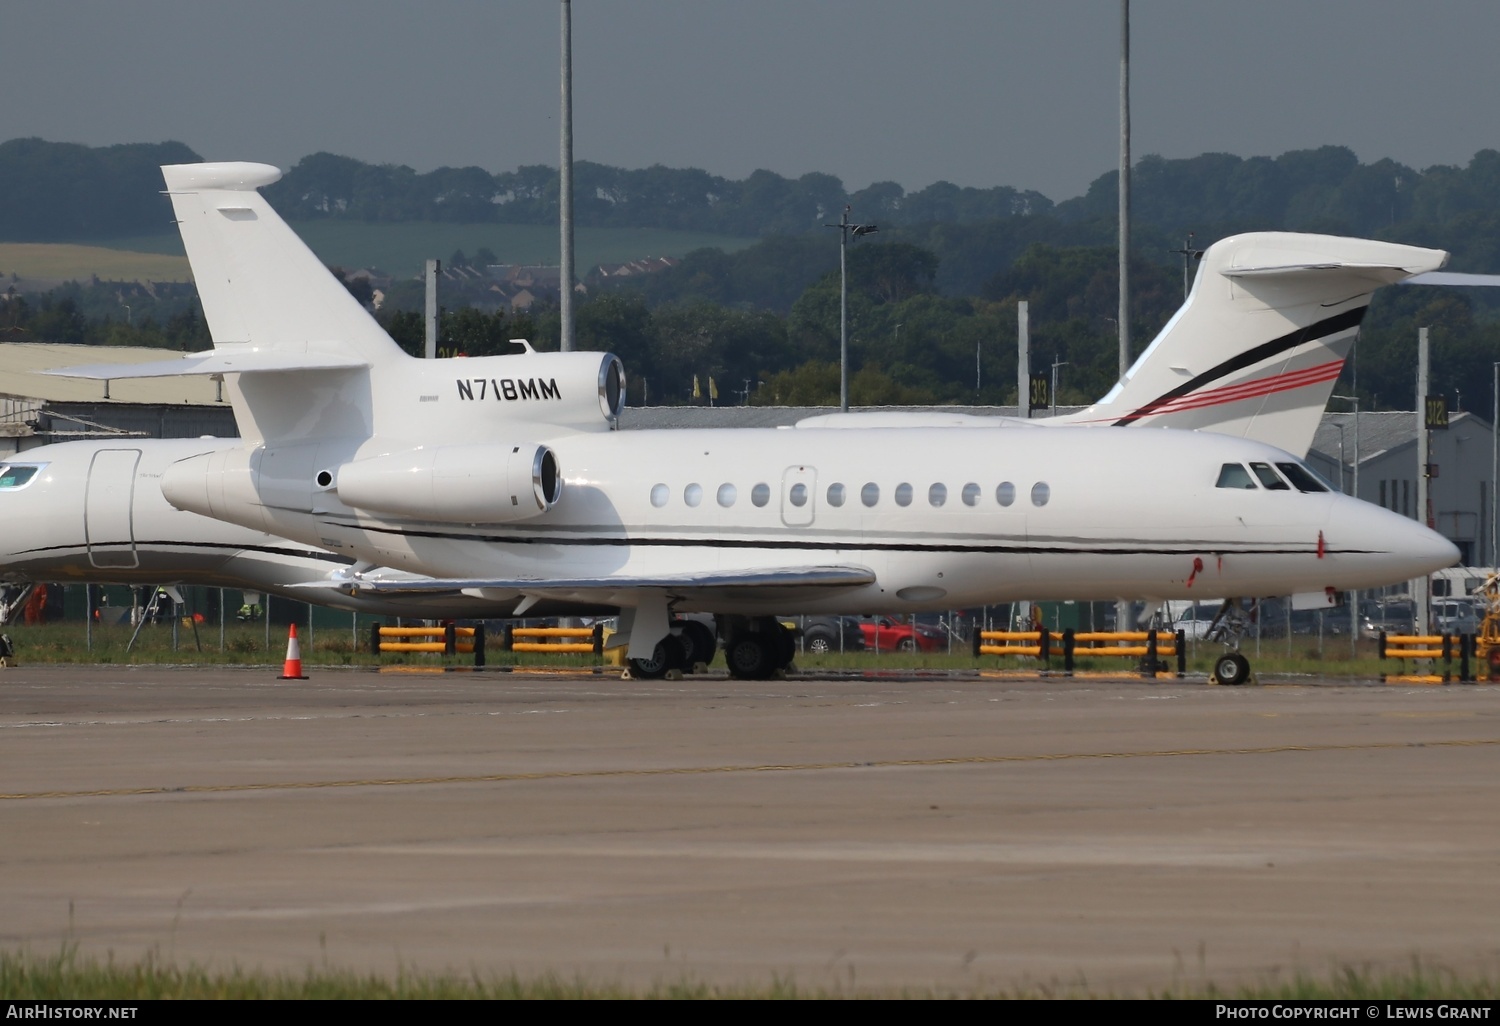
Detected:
[12,136,1500,252]
[6,136,1500,415]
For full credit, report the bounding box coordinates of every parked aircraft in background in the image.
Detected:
[0,439,515,621]
[42,162,1457,684]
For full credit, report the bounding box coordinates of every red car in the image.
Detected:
[858,616,948,652]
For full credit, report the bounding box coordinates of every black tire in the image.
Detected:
[773,622,796,668]
[675,619,717,669]
[1214,652,1251,686]
[897,637,916,652]
[629,635,686,680]
[725,633,774,680]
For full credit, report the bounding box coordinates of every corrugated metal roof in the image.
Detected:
[0,343,223,406]
[1309,410,1489,465]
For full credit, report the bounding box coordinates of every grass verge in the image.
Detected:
[2,946,1497,999]
[0,621,1440,679]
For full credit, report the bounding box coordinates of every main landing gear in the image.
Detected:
[720,616,796,680]
[625,617,721,680]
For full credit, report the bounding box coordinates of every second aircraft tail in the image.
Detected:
[1063,232,1448,455]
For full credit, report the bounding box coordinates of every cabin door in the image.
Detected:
[86,448,141,569]
[780,465,817,527]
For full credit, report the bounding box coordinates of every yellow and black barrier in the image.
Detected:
[371,624,486,666]
[973,628,1184,677]
[501,624,604,656]
[973,628,1053,661]
[1378,631,1472,683]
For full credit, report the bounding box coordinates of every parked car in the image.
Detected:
[786,615,865,654]
[1170,603,1223,641]
[1359,599,1415,640]
[858,615,947,652]
[1433,598,1481,635]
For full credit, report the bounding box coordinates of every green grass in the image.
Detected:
[2,946,1496,999]
[0,622,1443,680]
[74,221,756,279]
[0,243,190,283]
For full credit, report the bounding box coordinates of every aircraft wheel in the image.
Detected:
[725,633,774,680]
[773,621,796,669]
[1214,652,1252,686]
[628,635,687,680]
[675,619,718,670]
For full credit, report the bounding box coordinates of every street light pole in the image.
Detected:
[1331,394,1361,653]
[823,206,878,412]
[1492,363,1499,568]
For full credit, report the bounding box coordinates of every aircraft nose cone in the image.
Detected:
[1376,507,1459,581]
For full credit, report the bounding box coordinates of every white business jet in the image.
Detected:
[39,161,1458,682]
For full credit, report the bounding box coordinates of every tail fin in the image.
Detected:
[160,162,401,365]
[1062,232,1447,455]
[157,162,404,444]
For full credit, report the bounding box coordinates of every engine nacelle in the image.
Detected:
[333,443,561,524]
[429,347,625,433]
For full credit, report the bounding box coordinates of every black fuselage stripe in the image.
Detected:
[1112,306,1367,425]
[14,540,353,564]
[339,523,1374,558]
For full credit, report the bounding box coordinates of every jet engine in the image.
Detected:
[332,443,561,524]
[428,348,626,433]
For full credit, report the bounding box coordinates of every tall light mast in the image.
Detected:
[559,0,576,351]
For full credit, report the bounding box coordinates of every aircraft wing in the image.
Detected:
[292,565,876,604]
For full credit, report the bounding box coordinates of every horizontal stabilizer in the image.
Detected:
[293,565,877,598]
[1224,262,1433,286]
[44,348,369,380]
[1402,271,1500,287]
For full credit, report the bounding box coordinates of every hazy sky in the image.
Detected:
[4,1,1499,202]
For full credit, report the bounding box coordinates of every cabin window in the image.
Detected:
[1249,462,1291,490]
[789,483,808,507]
[996,481,1016,507]
[717,483,737,507]
[827,483,846,507]
[1216,463,1257,489]
[684,483,703,507]
[962,482,980,507]
[895,483,913,507]
[650,483,669,507]
[861,482,880,507]
[928,483,947,507]
[1031,482,1050,507]
[1275,462,1329,493]
[0,464,41,489]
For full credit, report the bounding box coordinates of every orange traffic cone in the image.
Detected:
[278,624,309,680]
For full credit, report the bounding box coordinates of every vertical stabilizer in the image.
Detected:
[162,163,402,364]
[1062,232,1447,455]
[161,162,403,443]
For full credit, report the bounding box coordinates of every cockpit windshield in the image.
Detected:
[0,463,43,490]
[1216,463,1257,489]
[1275,462,1330,494]
[1249,462,1291,490]
[1216,460,1330,494]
